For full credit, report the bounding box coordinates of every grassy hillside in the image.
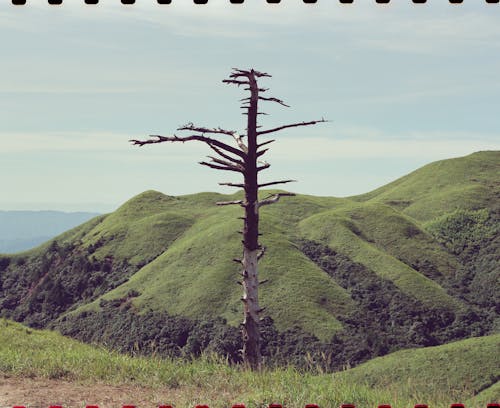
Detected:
[337,334,500,403]
[468,381,500,407]
[64,191,355,340]
[70,189,464,326]
[0,151,498,371]
[352,151,500,221]
[299,202,461,311]
[1,319,498,407]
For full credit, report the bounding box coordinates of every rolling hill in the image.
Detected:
[352,150,500,221]
[0,151,498,370]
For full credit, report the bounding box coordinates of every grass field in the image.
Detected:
[1,319,498,407]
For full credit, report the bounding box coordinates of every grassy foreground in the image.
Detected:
[1,319,498,407]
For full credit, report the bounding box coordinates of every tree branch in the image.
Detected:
[207,156,244,172]
[222,79,250,86]
[257,148,269,158]
[207,143,244,166]
[257,119,328,136]
[257,246,266,260]
[177,123,236,137]
[231,132,248,153]
[229,68,271,79]
[243,87,269,93]
[257,139,275,148]
[177,124,249,155]
[130,134,247,160]
[199,161,243,173]
[257,162,271,172]
[179,123,248,154]
[228,69,252,79]
[258,180,296,188]
[216,200,245,206]
[219,182,245,188]
[258,193,295,208]
[258,96,290,108]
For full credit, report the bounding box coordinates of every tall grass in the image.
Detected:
[1,320,498,407]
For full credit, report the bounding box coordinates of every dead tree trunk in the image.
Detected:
[240,71,262,369]
[131,68,326,370]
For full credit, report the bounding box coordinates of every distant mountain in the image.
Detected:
[0,211,100,253]
[0,151,498,370]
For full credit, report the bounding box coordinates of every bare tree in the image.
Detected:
[131,68,326,370]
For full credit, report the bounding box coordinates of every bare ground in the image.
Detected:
[0,376,187,408]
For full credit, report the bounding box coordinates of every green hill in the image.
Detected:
[299,202,461,311]
[0,151,498,370]
[352,151,500,221]
[336,334,500,403]
[468,381,500,407]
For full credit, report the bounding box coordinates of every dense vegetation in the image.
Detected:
[426,206,500,328]
[0,151,498,373]
[298,239,492,365]
[0,240,139,328]
[54,293,325,369]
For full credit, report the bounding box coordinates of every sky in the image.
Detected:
[1,0,499,212]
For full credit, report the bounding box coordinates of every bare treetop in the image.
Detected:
[130,68,327,188]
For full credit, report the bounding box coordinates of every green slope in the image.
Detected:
[73,190,232,265]
[468,381,500,407]
[1,319,498,407]
[299,202,461,311]
[72,198,355,340]
[337,334,500,404]
[352,151,500,221]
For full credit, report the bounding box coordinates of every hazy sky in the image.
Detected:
[1,0,499,212]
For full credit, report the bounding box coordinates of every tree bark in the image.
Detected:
[241,69,262,370]
[241,246,260,370]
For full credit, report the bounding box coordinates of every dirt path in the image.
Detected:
[0,376,184,408]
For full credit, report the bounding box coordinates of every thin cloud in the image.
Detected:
[339,82,500,106]
[0,86,161,95]
[3,130,498,161]
[266,135,500,161]
[0,131,214,160]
